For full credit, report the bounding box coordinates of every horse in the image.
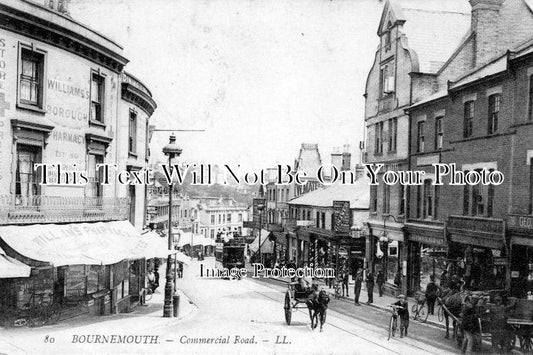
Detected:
[306,289,330,331]
[439,288,464,341]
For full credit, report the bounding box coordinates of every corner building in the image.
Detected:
[0,0,158,319]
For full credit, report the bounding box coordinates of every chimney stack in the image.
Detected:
[469,0,504,66]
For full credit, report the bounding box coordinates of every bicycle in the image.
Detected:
[411,293,429,323]
[388,305,404,340]
[16,292,61,327]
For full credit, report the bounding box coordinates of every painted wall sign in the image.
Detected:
[333,200,350,235]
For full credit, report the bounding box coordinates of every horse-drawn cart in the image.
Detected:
[506,298,533,352]
[284,281,312,325]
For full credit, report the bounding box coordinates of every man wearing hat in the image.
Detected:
[353,269,363,306]
[393,295,409,337]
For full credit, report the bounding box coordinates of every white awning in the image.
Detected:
[0,221,169,267]
[249,229,273,253]
[172,251,192,265]
[175,232,215,247]
[0,246,31,278]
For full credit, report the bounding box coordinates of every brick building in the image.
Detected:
[364,0,471,295]
[401,0,533,296]
[364,0,533,296]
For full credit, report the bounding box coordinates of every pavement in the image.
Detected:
[1,257,464,354]
[0,262,197,355]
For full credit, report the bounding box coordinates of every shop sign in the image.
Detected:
[493,257,508,266]
[87,300,94,307]
[104,294,110,304]
[243,221,255,228]
[333,200,350,235]
[507,214,533,232]
[448,216,504,235]
[409,234,446,246]
[511,271,520,278]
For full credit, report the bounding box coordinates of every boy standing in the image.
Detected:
[393,295,409,338]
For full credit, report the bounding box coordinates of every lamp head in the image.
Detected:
[162,134,182,158]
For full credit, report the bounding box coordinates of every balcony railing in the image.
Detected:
[0,195,130,225]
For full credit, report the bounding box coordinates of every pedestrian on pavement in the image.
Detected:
[342,267,350,297]
[461,298,479,355]
[366,271,374,304]
[376,270,385,297]
[354,269,363,305]
[178,262,183,278]
[440,270,449,289]
[147,270,157,292]
[153,268,160,289]
[425,275,439,315]
[393,295,409,338]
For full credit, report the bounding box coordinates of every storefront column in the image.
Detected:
[400,241,408,296]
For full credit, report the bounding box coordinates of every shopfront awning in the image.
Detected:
[0,221,172,267]
[175,232,216,247]
[0,246,31,278]
[172,251,192,265]
[249,230,273,254]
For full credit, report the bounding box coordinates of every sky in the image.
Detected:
[70,0,384,170]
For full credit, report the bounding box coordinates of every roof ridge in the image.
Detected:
[402,8,470,16]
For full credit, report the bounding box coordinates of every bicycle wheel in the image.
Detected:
[28,306,43,327]
[437,305,444,322]
[418,304,429,323]
[388,316,394,340]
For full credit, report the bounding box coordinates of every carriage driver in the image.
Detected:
[297,262,314,292]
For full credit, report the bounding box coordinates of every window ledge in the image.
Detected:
[17,103,45,114]
[128,152,138,158]
[89,119,106,129]
[450,130,516,144]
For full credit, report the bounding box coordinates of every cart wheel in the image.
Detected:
[437,305,444,322]
[419,304,429,323]
[284,292,292,325]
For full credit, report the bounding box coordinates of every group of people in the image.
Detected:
[332,266,386,306]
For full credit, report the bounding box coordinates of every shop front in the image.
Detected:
[405,222,447,294]
[367,220,407,296]
[508,214,533,298]
[0,221,169,317]
[446,216,507,291]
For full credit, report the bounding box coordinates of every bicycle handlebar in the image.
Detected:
[389,305,405,309]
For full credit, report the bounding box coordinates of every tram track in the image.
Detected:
[246,282,443,355]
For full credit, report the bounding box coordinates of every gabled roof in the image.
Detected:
[288,177,370,209]
[294,143,322,176]
[379,0,471,74]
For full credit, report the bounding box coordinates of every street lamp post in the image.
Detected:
[190,216,196,258]
[162,134,182,318]
[257,203,265,264]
